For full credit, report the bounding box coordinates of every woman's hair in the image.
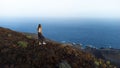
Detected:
[37,24,42,31]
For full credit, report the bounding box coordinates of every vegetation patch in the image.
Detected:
[8,34,12,37]
[26,35,32,39]
[17,41,28,48]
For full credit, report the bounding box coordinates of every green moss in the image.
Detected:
[17,41,28,48]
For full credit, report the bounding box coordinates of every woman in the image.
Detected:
[37,24,46,45]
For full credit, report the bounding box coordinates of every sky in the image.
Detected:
[0,0,120,18]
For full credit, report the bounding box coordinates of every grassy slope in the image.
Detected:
[0,27,116,68]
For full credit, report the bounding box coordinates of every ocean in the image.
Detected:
[0,18,120,49]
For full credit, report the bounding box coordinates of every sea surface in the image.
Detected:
[0,18,120,49]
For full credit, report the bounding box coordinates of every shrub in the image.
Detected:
[94,61,100,66]
[26,35,32,39]
[59,61,71,68]
[106,61,110,65]
[17,41,28,48]
[8,34,12,37]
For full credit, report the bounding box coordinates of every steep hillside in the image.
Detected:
[0,27,35,47]
[85,46,120,67]
[0,27,116,68]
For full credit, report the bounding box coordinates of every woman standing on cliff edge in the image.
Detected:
[37,24,46,45]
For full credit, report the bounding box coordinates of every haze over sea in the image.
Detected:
[0,18,120,49]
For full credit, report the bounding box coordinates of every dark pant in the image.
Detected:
[38,33,45,45]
